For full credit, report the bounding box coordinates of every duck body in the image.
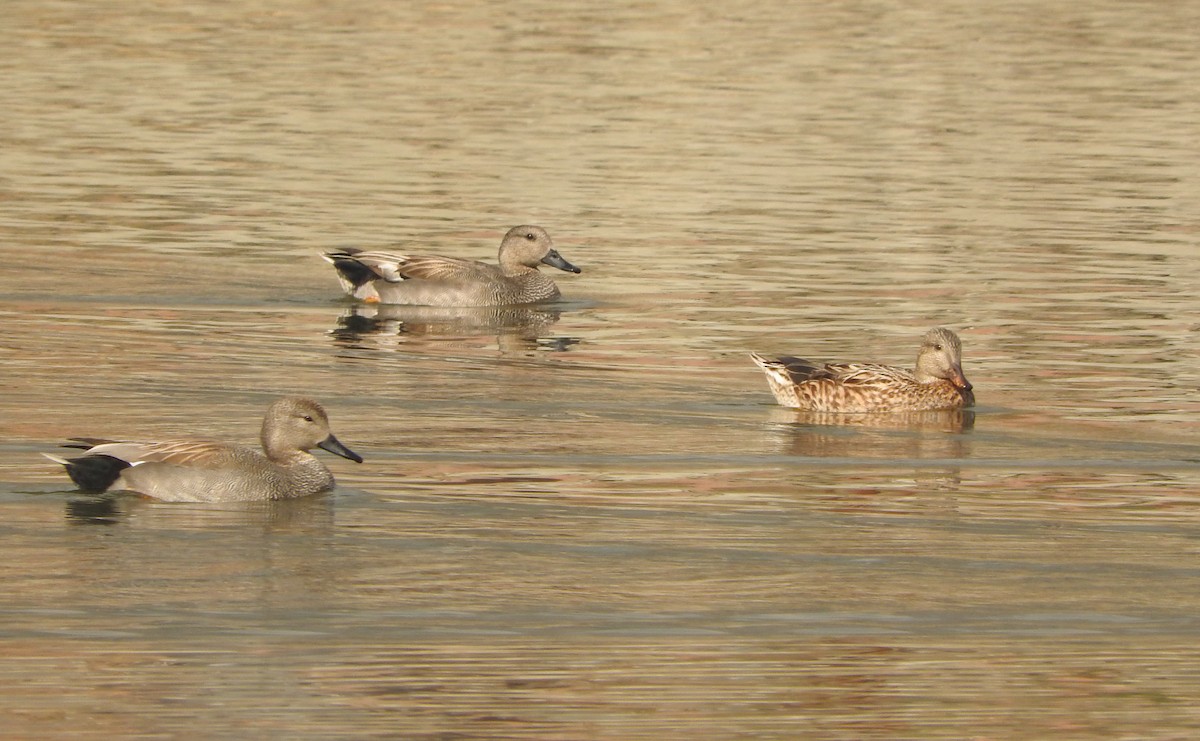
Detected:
[44,397,362,502]
[323,225,580,307]
[751,328,974,413]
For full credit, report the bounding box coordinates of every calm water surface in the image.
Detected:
[2,0,1200,738]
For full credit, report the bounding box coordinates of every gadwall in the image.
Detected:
[42,396,363,502]
[322,225,581,306]
[750,327,975,413]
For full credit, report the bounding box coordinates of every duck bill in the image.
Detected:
[541,249,582,274]
[950,364,973,392]
[318,434,363,463]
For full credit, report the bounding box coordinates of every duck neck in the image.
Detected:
[913,369,939,384]
[260,426,302,464]
[499,257,539,277]
[284,455,335,494]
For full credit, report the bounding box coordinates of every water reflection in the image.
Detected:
[4,0,1200,735]
[65,495,122,526]
[770,407,976,433]
[765,407,975,460]
[327,303,579,354]
[64,491,337,531]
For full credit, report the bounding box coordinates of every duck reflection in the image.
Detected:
[328,303,578,354]
[65,491,337,531]
[65,495,122,525]
[765,407,975,460]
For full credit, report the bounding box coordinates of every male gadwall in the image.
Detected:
[42,396,363,502]
[322,225,581,306]
[750,327,975,413]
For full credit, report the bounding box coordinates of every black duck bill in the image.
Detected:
[318,434,363,463]
[541,249,581,274]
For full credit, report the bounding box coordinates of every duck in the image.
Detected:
[750,327,974,413]
[322,225,581,306]
[42,396,362,502]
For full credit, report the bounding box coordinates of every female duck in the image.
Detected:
[43,396,362,502]
[750,327,974,413]
[323,225,581,306]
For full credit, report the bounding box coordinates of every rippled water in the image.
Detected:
[3,0,1200,738]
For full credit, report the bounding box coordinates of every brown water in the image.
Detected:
[3,0,1200,738]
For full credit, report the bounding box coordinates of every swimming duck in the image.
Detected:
[750,327,974,412]
[43,396,362,502]
[322,225,580,306]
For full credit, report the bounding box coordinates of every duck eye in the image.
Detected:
[933,344,943,351]
[303,415,314,422]
[525,232,536,241]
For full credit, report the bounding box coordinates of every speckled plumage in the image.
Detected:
[43,397,363,502]
[750,328,975,413]
[322,225,581,307]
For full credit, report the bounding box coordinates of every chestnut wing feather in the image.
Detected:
[390,254,498,283]
[330,251,498,284]
[84,439,247,468]
[823,362,917,386]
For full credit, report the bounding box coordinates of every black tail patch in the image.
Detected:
[64,455,131,492]
[326,250,378,289]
